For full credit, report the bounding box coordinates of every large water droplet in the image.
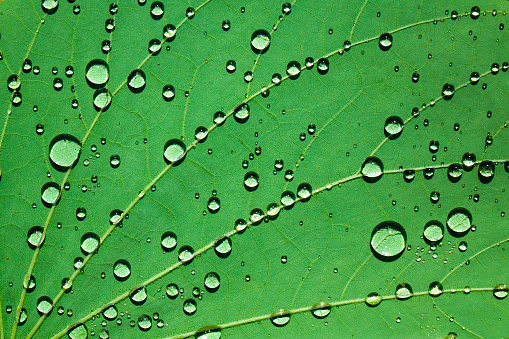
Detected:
[85,59,109,88]
[493,284,508,299]
[286,61,301,79]
[280,191,296,207]
[478,160,495,183]
[442,83,455,100]
[41,182,61,207]
[161,231,177,252]
[379,33,393,51]
[102,305,118,320]
[204,272,220,292]
[270,309,291,327]
[163,139,186,165]
[127,69,146,93]
[447,208,472,236]
[214,236,232,258]
[234,103,250,123]
[36,296,53,315]
[447,163,463,183]
[138,314,152,331]
[395,282,413,300]
[163,24,177,41]
[27,226,44,249]
[150,1,164,19]
[317,58,329,75]
[370,221,406,261]
[297,182,312,200]
[195,325,222,339]
[207,197,220,213]
[423,220,444,244]
[129,286,147,305]
[384,116,404,139]
[250,29,271,53]
[361,156,383,182]
[428,281,444,297]
[93,88,112,111]
[365,292,382,307]
[183,298,197,315]
[80,232,100,254]
[244,171,259,191]
[67,323,87,339]
[113,259,131,281]
[41,0,58,14]
[166,283,179,299]
[462,152,476,171]
[49,134,81,171]
[311,302,331,319]
[471,6,480,19]
[178,245,194,263]
[76,207,87,221]
[7,74,21,91]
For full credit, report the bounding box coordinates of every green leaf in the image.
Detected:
[1,0,508,338]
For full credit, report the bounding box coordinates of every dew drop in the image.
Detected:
[384,116,404,139]
[178,245,194,263]
[150,1,164,20]
[183,299,197,315]
[423,220,444,244]
[286,61,301,79]
[214,236,232,257]
[251,29,271,54]
[244,171,259,191]
[442,83,455,100]
[311,302,331,319]
[166,283,179,299]
[233,103,250,123]
[162,84,176,101]
[161,231,177,252]
[446,207,472,236]
[85,59,109,88]
[109,154,120,168]
[428,281,444,297]
[395,282,413,300]
[37,296,53,315]
[41,182,61,207]
[370,221,406,261]
[49,134,81,171]
[379,33,393,51]
[270,309,291,327]
[137,314,152,331]
[27,226,44,250]
[163,139,186,164]
[102,305,118,320]
[365,292,382,306]
[113,259,131,281]
[204,272,220,292]
[129,286,147,305]
[361,156,383,182]
[493,284,508,299]
[93,88,112,110]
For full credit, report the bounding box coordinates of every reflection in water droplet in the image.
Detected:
[365,292,382,306]
[183,298,197,315]
[447,207,472,236]
[251,29,271,53]
[37,296,53,315]
[244,171,259,191]
[150,1,164,19]
[250,208,264,224]
[93,88,112,110]
[395,282,413,299]
[423,220,444,244]
[138,314,152,331]
[85,59,109,88]
[127,69,146,93]
[161,231,177,252]
[493,284,508,299]
[67,323,88,339]
[41,0,58,14]
[178,245,194,263]
[442,83,455,100]
[311,302,331,319]
[27,226,44,250]
[102,305,118,320]
[370,221,406,261]
[384,116,404,139]
[194,126,208,142]
[428,281,444,297]
[234,103,250,123]
[235,219,247,232]
[270,309,291,327]
[214,237,232,257]
[195,325,222,339]
[166,283,179,299]
[7,74,21,91]
[317,58,329,75]
[113,259,131,281]
[164,139,186,164]
[297,183,312,200]
[49,134,82,171]
[109,154,121,168]
[478,160,495,183]
[41,182,61,207]
[280,191,296,207]
[80,232,100,254]
[204,272,220,292]
[379,33,393,51]
[129,286,147,305]
[361,156,383,182]
[286,61,301,79]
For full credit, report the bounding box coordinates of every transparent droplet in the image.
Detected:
[129,286,147,305]
[250,29,271,53]
[163,24,177,41]
[442,83,455,100]
[204,272,220,292]
[148,39,162,54]
[80,232,100,254]
[41,0,58,14]
[127,69,146,92]
[161,231,177,251]
[361,156,383,181]
[67,323,88,339]
[297,183,312,200]
[36,124,45,135]
[365,292,382,307]
[214,236,232,257]
[137,314,152,331]
[370,221,406,261]
[478,160,495,183]
[7,74,21,91]
[395,282,413,300]
[226,60,236,73]
[207,197,220,213]
[76,207,87,221]
[447,207,472,236]
[493,284,508,299]
[27,226,44,249]
[280,191,296,207]
[286,61,301,79]
[423,220,444,244]
[49,134,81,171]
[93,88,112,110]
[235,219,247,232]
[102,305,118,320]
[166,283,179,299]
[249,208,264,224]
[178,245,194,263]
[462,153,476,171]
[162,84,175,101]
[379,32,393,51]
[471,6,480,19]
[317,58,329,75]
[213,111,226,125]
[470,71,480,84]
[384,116,404,139]
[458,241,468,252]
[428,281,444,297]
[270,309,291,327]
[37,296,53,315]
[447,163,463,182]
[284,169,294,181]
[244,171,259,191]
[109,154,120,168]
[311,302,331,319]
[185,7,195,19]
[85,59,109,88]
[41,182,61,207]
[234,103,250,123]
[105,18,115,32]
[183,298,197,315]
[195,325,222,339]
[150,1,164,19]
[222,20,230,31]
[113,259,131,281]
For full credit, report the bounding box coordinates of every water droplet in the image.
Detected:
[370,221,406,261]
[462,153,476,171]
[235,219,247,232]
[207,197,221,214]
[270,309,291,327]
[234,103,250,123]
[284,169,294,181]
[429,191,440,204]
[280,191,296,207]
[244,171,259,191]
[163,139,186,165]
[317,58,329,75]
[109,154,120,168]
[471,6,480,19]
[222,20,230,31]
[166,283,179,299]
[113,259,131,281]
[423,220,444,244]
[162,84,176,101]
[183,299,197,315]
[127,69,146,93]
[41,0,58,14]
[428,281,443,297]
[76,207,87,221]
[129,286,147,305]
[102,305,118,320]
[379,33,393,51]
[22,59,32,73]
[41,182,61,207]
[365,292,382,306]
[7,74,20,91]
[214,236,232,257]
[286,61,301,79]
[148,39,162,54]
[297,183,312,200]
[80,232,100,254]
[204,272,220,292]
[251,29,271,53]
[195,325,222,339]
[85,59,109,88]
[384,116,404,139]
[213,111,226,125]
[250,208,264,224]
[226,60,236,73]
[105,18,115,32]
[395,282,413,299]
[163,24,177,40]
[493,284,508,299]
[442,83,455,100]
[93,88,112,110]
[37,296,53,315]
[311,302,331,318]
[478,160,495,183]
[67,323,88,339]
[137,314,152,331]
[458,241,468,252]
[266,203,280,218]
[27,226,44,250]
[49,134,81,171]
[150,1,164,19]
[178,245,194,263]
[161,231,177,252]
[446,207,472,236]
[186,7,195,19]
[447,163,463,183]
[274,159,284,171]
[361,156,383,182]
